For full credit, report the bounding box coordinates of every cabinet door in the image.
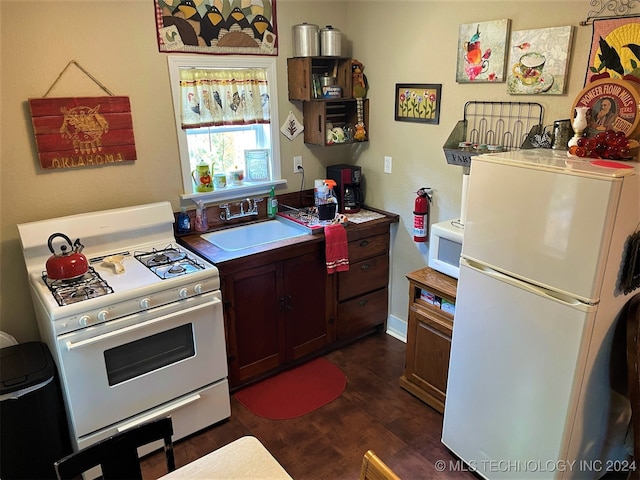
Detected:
[284,250,329,361]
[405,305,452,412]
[225,262,285,385]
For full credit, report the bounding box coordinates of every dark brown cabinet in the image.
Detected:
[181,206,400,391]
[223,247,330,387]
[335,232,390,341]
[400,267,457,413]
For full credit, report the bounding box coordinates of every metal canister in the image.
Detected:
[552,119,572,150]
[292,23,319,57]
[320,26,342,57]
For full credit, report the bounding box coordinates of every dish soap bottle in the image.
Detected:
[194,201,208,232]
[177,207,191,234]
[268,186,278,219]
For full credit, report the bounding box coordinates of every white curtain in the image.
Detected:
[179,67,270,129]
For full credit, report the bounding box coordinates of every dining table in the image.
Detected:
[158,435,293,479]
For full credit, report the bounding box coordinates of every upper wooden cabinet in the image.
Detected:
[287,57,353,101]
[287,56,369,147]
[302,99,369,146]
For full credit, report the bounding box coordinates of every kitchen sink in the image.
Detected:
[200,217,311,251]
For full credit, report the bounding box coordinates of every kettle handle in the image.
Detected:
[48,233,74,255]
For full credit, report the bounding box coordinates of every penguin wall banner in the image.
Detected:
[155,0,278,56]
[456,19,510,83]
[585,17,640,85]
[28,97,137,170]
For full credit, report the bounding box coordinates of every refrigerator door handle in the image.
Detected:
[461,258,594,312]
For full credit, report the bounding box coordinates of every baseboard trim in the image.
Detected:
[385,314,406,343]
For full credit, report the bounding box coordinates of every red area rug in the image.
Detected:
[234,358,347,420]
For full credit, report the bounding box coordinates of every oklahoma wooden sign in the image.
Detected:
[29,96,137,169]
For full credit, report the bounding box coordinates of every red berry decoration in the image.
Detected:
[572,131,634,160]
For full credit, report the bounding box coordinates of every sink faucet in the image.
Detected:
[219,198,263,221]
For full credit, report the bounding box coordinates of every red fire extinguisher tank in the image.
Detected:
[413,187,432,242]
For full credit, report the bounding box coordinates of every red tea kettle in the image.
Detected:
[46,233,89,280]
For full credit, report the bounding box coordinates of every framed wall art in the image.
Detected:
[394,84,442,124]
[154,0,278,56]
[507,26,573,95]
[456,19,510,83]
[586,16,640,85]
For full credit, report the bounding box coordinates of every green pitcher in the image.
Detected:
[191,163,213,192]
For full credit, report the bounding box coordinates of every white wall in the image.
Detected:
[0,0,603,341]
[344,0,594,333]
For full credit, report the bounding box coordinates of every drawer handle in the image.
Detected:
[359,300,368,307]
[360,264,370,271]
[359,240,369,247]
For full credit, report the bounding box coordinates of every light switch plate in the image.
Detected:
[384,156,392,174]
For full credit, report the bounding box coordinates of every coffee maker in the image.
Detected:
[326,164,364,213]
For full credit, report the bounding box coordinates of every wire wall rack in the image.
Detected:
[443,101,544,167]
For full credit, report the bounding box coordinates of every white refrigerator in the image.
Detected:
[441,149,640,479]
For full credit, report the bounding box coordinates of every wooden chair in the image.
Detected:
[626,293,640,480]
[54,416,175,480]
[359,450,401,480]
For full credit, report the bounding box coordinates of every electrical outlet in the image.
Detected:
[384,156,392,174]
[293,155,303,173]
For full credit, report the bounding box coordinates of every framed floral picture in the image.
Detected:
[507,26,573,95]
[394,84,442,124]
[456,19,510,83]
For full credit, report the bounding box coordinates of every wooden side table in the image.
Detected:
[399,267,457,413]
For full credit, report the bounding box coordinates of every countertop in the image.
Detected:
[178,206,399,268]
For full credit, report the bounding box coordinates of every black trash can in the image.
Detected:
[1,342,71,479]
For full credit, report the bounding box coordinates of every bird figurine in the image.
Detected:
[352,59,368,99]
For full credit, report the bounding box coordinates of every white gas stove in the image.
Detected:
[18,202,230,472]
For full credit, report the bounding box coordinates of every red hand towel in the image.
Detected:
[325,223,349,274]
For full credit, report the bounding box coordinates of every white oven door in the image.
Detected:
[57,290,227,438]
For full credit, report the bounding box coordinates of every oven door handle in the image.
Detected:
[65,297,220,351]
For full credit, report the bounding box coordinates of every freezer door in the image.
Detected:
[463,156,622,303]
[442,260,596,479]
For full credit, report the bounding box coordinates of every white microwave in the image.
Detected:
[428,220,464,279]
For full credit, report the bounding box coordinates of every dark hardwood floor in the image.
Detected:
[140,332,476,480]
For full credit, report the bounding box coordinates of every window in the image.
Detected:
[167,55,282,203]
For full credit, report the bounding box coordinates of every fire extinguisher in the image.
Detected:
[413,187,432,242]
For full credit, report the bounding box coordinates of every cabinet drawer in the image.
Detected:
[338,255,389,301]
[347,234,389,263]
[337,288,387,340]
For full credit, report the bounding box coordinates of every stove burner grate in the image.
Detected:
[134,245,205,279]
[43,267,113,306]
